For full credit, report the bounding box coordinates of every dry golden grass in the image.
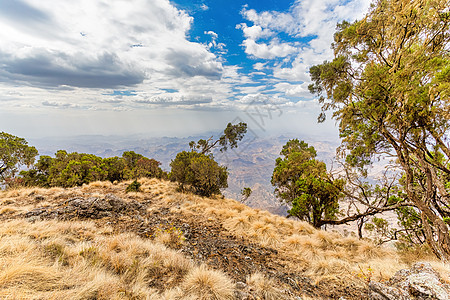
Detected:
[182,265,234,300]
[0,219,236,299]
[176,183,414,284]
[152,225,186,248]
[246,273,285,300]
[1,178,446,297]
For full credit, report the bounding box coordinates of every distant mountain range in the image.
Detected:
[30,134,339,215]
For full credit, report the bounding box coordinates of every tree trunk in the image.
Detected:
[401,155,450,262]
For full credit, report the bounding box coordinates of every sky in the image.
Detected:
[0,0,371,140]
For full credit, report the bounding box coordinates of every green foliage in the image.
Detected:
[189,122,247,154]
[169,151,228,197]
[171,122,246,197]
[309,0,450,259]
[271,139,343,228]
[240,187,252,202]
[121,151,164,180]
[20,150,165,188]
[0,132,38,185]
[365,217,392,242]
[103,156,126,182]
[126,180,142,193]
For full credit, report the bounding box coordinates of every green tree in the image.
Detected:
[49,152,108,187]
[169,151,228,197]
[240,187,252,202]
[171,122,247,197]
[103,156,126,182]
[271,139,344,228]
[126,179,142,193]
[189,122,247,154]
[309,0,450,259]
[121,151,165,180]
[0,132,38,185]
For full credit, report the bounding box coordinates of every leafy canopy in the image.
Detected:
[309,0,450,259]
[171,122,247,197]
[0,132,38,183]
[169,151,228,197]
[271,139,344,228]
[189,122,247,154]
[21,150,165,188]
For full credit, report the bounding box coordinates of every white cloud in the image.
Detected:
[42,100,86,109]
[239,0,372,94]
[204,30,227,53]
[241,8,296,34]
[274,82,312,98]
[237,94,292,108]
[236,23,274,40]
[205,31,218,39]
[253,62,267,71]
[241,39,297,59]
[0,0,226,95]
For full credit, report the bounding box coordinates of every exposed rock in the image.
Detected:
[369,281,409,300]
[236,281,247,290]
[24,194,145,220]
[370,262,450,300]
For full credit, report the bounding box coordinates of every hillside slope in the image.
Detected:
[0,179,447,299]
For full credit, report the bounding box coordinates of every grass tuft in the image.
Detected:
[246,273,286,300]
[182,265,234,300]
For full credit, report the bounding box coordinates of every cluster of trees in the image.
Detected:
[19,150,166,188]
[0,122,247,198]
[0,134,166,189]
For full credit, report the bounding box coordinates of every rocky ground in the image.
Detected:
[21,192,357,298]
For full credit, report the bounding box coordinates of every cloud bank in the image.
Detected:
[0,0,371,138]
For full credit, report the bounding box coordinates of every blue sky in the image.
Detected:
[0,0,371,139]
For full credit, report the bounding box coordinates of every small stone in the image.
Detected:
[26,216,41,223]
[369,281,408,300]
[236,281,247,290]
[34,195,45,201]
[408,273,449,299]
[234,290,250,299]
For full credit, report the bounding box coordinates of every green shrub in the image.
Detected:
[169,151,227,197]
[126,180,142,193]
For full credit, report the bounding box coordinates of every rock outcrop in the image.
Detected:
[25,194,145,220]
[370,262,450,300]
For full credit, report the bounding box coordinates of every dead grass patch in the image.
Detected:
[0,179,442,296]
[0,219,234,299]
[182,265,234,300]
[246,273,286,300]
